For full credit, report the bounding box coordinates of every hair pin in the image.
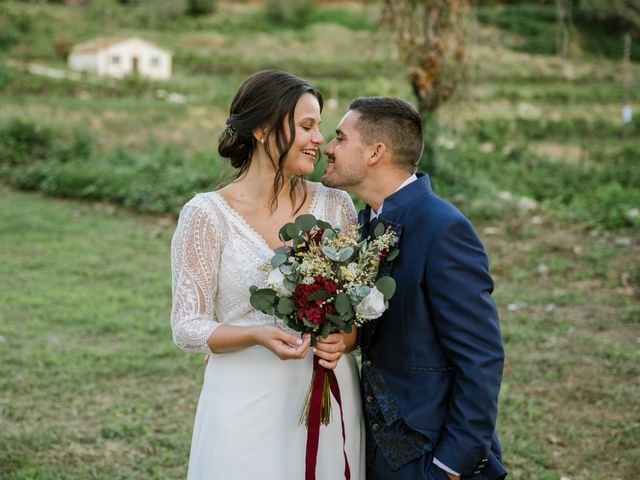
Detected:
[223,123,236,136]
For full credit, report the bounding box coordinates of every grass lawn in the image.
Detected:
[1,187,638,479]
[0,187,199,479]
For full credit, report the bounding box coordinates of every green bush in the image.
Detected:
[469,117,640,143]
[0,120,226,215]
[264,0,317,29]
[417,118,640,230]
[306,6,376,31]
[2,117,637,229]
[0,8,22,49]
[187,0,217,16]
[477,4,557,55]
[477,2,640,60]
[0,119,54,166]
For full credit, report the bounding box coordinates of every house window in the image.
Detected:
[111,55,120,65]
[151,56,161,67]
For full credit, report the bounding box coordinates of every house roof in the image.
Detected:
[71,37,169,54]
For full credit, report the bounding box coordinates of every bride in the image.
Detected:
[170,70,364,479]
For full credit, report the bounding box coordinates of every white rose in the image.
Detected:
[266,268,291,297]
[355,286,386,320]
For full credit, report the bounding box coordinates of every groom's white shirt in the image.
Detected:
[369,172,461,478]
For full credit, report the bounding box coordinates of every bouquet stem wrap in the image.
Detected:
[304,355,351,480]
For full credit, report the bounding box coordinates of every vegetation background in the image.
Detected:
[0,0,638,479]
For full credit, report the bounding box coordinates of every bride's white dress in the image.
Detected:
[170,183,364,480]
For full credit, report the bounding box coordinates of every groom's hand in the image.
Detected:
[314,329,357,369]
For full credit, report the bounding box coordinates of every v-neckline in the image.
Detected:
[212,183,322,253]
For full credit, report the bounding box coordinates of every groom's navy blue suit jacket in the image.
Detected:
[358,173,506,479]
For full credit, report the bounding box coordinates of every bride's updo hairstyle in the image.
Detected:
[218,70,323,212]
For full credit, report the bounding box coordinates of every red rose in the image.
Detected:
[293,276,338,325]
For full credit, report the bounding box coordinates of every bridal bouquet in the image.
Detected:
[250,214,399,480]
[250,214,398,349]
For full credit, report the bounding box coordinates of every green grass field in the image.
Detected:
[1,0,639,478]
[1,187,637,479]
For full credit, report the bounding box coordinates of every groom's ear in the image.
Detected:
[367,143,387,166]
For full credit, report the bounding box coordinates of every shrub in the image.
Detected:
[187,0,217,16]
[264,0,317,29]
[0,120,226,215]
[0,119,54,166]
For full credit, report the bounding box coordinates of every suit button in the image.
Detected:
[366,395,373,403]
[363,360,372,367]
[371,423,380,432]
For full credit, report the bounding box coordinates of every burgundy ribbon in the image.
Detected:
[304,355,351,480]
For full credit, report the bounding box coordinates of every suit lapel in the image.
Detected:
[357,206,371,241]
[361,216,403,351]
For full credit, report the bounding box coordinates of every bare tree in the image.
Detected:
[556,0,574,57]
[381,0,468,117]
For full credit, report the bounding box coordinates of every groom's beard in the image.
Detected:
[321,160,366,189]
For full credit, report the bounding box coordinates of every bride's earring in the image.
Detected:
[260,138,265,145]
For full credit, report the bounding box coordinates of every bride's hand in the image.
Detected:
[255,325,311,360]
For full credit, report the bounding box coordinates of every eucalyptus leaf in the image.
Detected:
[386,249,399,262]
[274,246,288,256]
[277,297,295,315]
[307,290,328,301]
[321,322,332,338]
[341,311,354,321]
[279,264,293,275]
[375,276,397,300]
[249,289,277,311]
[295,214,317,233]
[373,222,385,238]
[283,278,297,292]
[343,324,353,334]
[333,320,347,329]
[325,313,342,323]
[335,292,351,314]
[321,246,339,261]
[302,318,316,329]
[317,220,332,230]
[348,285,370,303]
[271,253,288,267]
[321,229,336,242]
[292,235,304,249]
[285,223,299,239]
[249,285,258,294]
[279,223,294,241]
[337,247,354,262]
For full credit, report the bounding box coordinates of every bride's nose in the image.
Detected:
[312,129,324,145]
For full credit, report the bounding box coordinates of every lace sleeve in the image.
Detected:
[170,201,221,354]
[337,190,358,230]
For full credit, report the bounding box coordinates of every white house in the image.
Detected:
[68,37,171,80]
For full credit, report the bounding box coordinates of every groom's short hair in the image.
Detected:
[349,97,423,171]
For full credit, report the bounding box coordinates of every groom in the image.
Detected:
[320,97,507,479]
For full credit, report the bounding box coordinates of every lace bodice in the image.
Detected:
[170,183,358,354]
